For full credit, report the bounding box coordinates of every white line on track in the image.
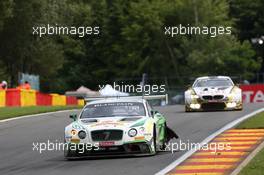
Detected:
[155,108,264,175]
[0,109,79,123]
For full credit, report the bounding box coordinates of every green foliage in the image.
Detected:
[0,0,13,31]
[230,0,264,72]
[0,0,262,92]
[0,0,65,88]
[230,0,264,40]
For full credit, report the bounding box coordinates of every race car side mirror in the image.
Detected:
[151,110,159,116]
[69,114,77,121]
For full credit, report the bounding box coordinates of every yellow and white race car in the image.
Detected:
[185,76,243,112]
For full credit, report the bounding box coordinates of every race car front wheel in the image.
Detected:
[160,122,167,150]
[185,105,192,112]
[150,127,157,155]
[64,143,77,159]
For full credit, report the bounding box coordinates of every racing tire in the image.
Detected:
[160,123,167,151]
[185,105,191,112]
[64,143,77,160]
[235,107,243,111]
[235,103,243,111]
[150,127,157,155]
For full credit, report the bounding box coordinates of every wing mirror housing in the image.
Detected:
[151,110,159,117]
[186,84,191,89]
[69,114,77,121]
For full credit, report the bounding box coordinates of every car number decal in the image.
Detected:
[99,141,115,147]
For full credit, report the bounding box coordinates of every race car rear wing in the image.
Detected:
[84,94,168,104]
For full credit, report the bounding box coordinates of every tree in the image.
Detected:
[0,0,64,89]
[0,0,13,31]
[0,0,262,92]
[230,0,264,72]
[58,0,261,90]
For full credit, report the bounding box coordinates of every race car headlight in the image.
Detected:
[78,130,86,139]
[71,129,77,136]
[191,95,199,99]
[227,93,234,98]
[190,103,201,109]
[228,87,241,99]
[226,102,237,108]
[139,127,145,132]
[128,128,137,137]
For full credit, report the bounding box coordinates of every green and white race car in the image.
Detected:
[64,95,177,159]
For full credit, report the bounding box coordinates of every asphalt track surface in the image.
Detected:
[0,104,263,175]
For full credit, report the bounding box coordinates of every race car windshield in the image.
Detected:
[194,79,233,87]
[80,102,146,118]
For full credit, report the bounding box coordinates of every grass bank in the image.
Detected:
[0,106,82,120]
[237,112,264,129]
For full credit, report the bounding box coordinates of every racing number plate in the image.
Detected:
[99,141,115,147]
[208,100,218,103]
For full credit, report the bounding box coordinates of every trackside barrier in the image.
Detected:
[78,99,85,106]
[6,89,21,106]
[240,84,264,103]
[36,92,52,106]
[1,89,81,107]
[21,89,36,106]
[66,96,78,105]
[51,94,66,106]
[0,90,5,107]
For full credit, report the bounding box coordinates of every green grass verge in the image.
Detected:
[237,112,264,175]
[236,112,264,129]
[239,147,264,175]
[0,106,82,120]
